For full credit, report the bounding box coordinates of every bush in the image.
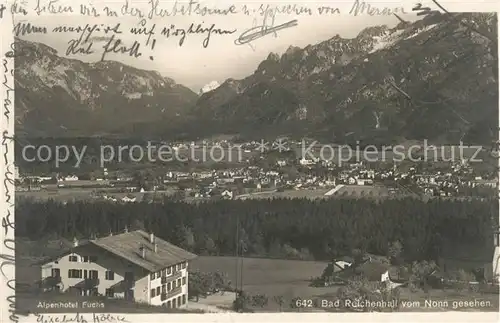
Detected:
[251,294,269,308]
[233,291,251,312]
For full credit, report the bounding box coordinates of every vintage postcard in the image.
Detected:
[1,0,499,322]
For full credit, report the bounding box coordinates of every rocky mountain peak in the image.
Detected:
[189,13,497,144]
[266,52,280,61]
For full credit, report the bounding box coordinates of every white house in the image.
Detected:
[356,179,373,186]
[63,175,79,182]
[39,230,197,309]
[221,190,234,199]
[299,157,317,166]
[276,160,287,167]
[122,196,137,203]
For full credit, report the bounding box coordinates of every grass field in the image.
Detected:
[15,240,499,313]
[236,189,331,200]
[190,256,335,311]
[333,185,391,198]
[16,188,177,202]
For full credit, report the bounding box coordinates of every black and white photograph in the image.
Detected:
[1,0,499,318]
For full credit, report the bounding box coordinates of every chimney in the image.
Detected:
[154,243,158,253]
[140,245,146,258]
[73,237,79,247]
[149,232,155,244]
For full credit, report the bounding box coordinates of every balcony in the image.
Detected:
[74,278,99,289]
[110,279,135,292]
[39,275,61,289]
[160,287,182,301]
[161,271,182,284]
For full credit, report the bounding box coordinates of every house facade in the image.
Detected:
[438,227,500,284]
[40,230,197,309]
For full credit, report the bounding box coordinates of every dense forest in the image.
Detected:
[16,197,498,263]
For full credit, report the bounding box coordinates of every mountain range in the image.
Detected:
[15,12,498,145]
[14,40,198,137]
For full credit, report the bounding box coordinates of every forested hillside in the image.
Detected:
[16,197,497,262]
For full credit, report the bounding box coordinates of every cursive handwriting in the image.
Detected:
[160,22,236,48]
[13,22,48,37]
[34,0,74,15]
[148,0,238,19]
[101,34,142,61]
[349,0,407,16]
[412,3,441,16]
[2,22,18,320]
[36,313,88,323]
[93,313,129,323]
[0,4,7,18]
[61,23,122,57]
[235,19,298,45]
[35,313,129,323]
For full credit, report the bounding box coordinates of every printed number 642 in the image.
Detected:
[296,299,313,308]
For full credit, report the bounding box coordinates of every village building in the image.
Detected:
[39,230,197,308]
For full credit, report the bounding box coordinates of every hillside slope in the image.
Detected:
[15,38,198,137]
[192,13,498,145]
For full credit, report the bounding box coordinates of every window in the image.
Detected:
[162,284,166,294]
[177,296,181,306]
[167,282,171,291]
[150,273,155,280]
[51,268,60,277]
[83,270,88,279]
[68,269,82,278]
[177,278,181,287]
[156,286,160,295]
[89,270,98,279]
[172,281,176,289]
[167,266,172,275]
[167,300,171,308]
[182,262,186,269]
[156,271,161,279]
[105,271,114,280]
[162,269,166,277]
[105,288,114,297]
[69,255,78,262]
[151,288,156,298]
[182,295,186,305]
[82,256,90,263]
[172,298,176,308]
[89,256,97,262]
[176,264,181,271]
[182,277,186,285]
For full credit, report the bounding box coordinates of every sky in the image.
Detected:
[15,0,425,91]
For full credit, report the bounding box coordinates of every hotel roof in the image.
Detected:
[38,230,197,273]
[90,230,197,272]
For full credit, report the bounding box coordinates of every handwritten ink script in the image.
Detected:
[412,2,441,16]
[4,0,416,61]
[36,313,129,323]
[235,19,298,45]
[1,6,18,323]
